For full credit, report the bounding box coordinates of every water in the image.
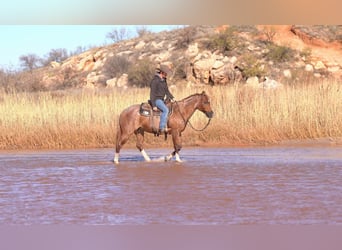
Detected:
[0,146,341,225]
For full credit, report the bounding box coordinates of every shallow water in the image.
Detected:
[0,146,341,225]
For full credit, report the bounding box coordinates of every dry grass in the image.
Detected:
[0,80,341,150]
[205,81,342,145]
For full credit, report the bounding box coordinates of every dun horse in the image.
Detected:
[114,91,214,164]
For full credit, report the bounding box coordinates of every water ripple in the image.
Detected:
[0,146,341,225]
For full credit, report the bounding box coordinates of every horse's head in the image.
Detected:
[198,91,214,119]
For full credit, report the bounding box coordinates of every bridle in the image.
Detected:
[173,100,212,132]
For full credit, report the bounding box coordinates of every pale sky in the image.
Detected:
[0,25,178,70]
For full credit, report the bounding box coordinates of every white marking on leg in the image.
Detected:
[141,149,151,162]
[175,152,182,162]
[164,154,173,161]
[114,153,119,164]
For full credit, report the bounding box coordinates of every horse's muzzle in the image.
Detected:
[206,111,214,118]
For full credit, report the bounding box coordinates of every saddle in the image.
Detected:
[139,100,173,136]
[139,100,173,117]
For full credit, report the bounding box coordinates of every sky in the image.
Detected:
[0,25,178,70]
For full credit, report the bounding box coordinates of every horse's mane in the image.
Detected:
[178,93,202,103]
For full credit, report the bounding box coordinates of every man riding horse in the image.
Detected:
[149,64,175,134]
[114,90,213,164]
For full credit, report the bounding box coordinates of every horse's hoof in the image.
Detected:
[164,155,172,161]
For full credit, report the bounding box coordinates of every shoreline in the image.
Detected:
[1,137,341,153]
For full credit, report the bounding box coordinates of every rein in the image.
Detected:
[173,100,212,132]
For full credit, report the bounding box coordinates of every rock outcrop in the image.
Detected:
[35,25,342,90]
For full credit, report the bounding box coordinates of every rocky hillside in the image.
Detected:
[11,25,342,91]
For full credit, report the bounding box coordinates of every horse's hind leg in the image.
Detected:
[114,127,131,164]
[135,128,151,162]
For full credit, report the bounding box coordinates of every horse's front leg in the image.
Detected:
[164,151,175,162]
[165,130,183,162]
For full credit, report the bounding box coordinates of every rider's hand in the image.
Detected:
[153,107,158,111]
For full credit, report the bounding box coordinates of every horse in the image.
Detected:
[114,91,214,164]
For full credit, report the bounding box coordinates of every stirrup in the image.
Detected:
[159,127,170,134]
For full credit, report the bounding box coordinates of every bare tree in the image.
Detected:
[135,25,152,37]
[46,48,68,63]
[41,48,69,66]
[262,26,277,42]
[69,46,87,56]
[19,53,41,72]
[106,27,131,43]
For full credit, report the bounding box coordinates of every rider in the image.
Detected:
[149,64,175,134]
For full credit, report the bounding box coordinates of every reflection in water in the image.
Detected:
[0,147,341,225]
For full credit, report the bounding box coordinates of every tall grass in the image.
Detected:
[205,81,342,145]
[0,80,341,150]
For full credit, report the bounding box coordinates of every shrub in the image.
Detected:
[175,26,198,49]
[299,47,312,62]
[239,54,267,79]
[262,26,277,42]
[136,26,153,37]
[205,27,240,54]
[173,60,188,80]
[266,43,294,63]
[169,54,189,81]
[127,58,155,87]
[59,68,87,90]
[103,55,131,79]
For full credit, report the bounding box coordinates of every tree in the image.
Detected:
[46,48,68,63]
[19,53,41,72]
[41,48,69,66]
[135,25,152,37]
[106,27,131,43]
[69,46,87,56]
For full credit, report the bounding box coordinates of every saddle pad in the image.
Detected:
[139,103,161,116]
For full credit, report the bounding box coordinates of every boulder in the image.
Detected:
[261,77,283,89]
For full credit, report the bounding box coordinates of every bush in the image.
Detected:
[103,55,131,79]
[299,47,312,62]
[136,26,153,37]
[239,54,267,79]
[169,53,189,81]
[173,60,188,80]
[175,26,198,49]
[205,27,240,54]
[11,71,47,92]
[266,43,294,63]
[262,26,277,42]
[127,59,155,87]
